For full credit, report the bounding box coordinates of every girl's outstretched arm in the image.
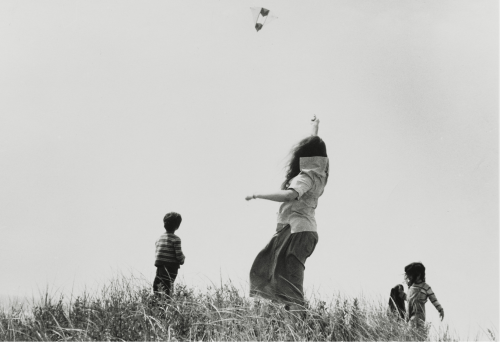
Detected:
[245,189,298,202]
[310,115,320,136]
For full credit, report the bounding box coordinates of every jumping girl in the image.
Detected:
[245,116,328,312]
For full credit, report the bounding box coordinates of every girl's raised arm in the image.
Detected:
[245,116,318,203]
[310,115,320,136]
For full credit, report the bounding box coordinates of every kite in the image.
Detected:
[250,7,277,32]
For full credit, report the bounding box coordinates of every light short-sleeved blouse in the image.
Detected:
[277,156,329,233]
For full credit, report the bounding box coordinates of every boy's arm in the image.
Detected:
[427,287,444,320]
[175,238,185,265]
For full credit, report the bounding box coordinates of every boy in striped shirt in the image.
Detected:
[153,212,185,297]
[401,262,444,331]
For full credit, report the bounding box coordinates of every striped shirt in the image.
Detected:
[404,282,443,322]
[155,233,185,267]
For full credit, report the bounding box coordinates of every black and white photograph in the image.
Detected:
[0,1,498,340]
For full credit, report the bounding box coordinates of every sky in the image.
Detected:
[0,0,498,339]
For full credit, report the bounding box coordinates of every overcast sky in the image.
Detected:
[0,0,498,339]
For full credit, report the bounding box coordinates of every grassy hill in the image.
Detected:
[0,276,487,341]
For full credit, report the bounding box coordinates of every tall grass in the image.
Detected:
[0,276,483,341]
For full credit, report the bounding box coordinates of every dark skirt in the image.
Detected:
[249,224,318,306]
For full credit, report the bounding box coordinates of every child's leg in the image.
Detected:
[164,265,178,297]
[409,315,428,340]
[153,266,171,295]
[153,267,162,293]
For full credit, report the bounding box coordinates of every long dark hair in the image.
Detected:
[389,284,406,319]
[281,136,328,190]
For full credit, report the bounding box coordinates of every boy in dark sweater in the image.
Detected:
[153,212,185,297]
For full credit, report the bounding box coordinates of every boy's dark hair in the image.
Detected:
[163,212,182,233]
[404,262,426,283]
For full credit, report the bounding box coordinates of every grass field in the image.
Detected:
[0,276,493,341]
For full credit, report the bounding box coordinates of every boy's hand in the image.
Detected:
[439,309,444,321]
[245,194,255,201]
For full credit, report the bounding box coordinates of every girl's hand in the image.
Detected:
[311,115,320,136]
[439,309,444,321]
[245,194,256,201]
